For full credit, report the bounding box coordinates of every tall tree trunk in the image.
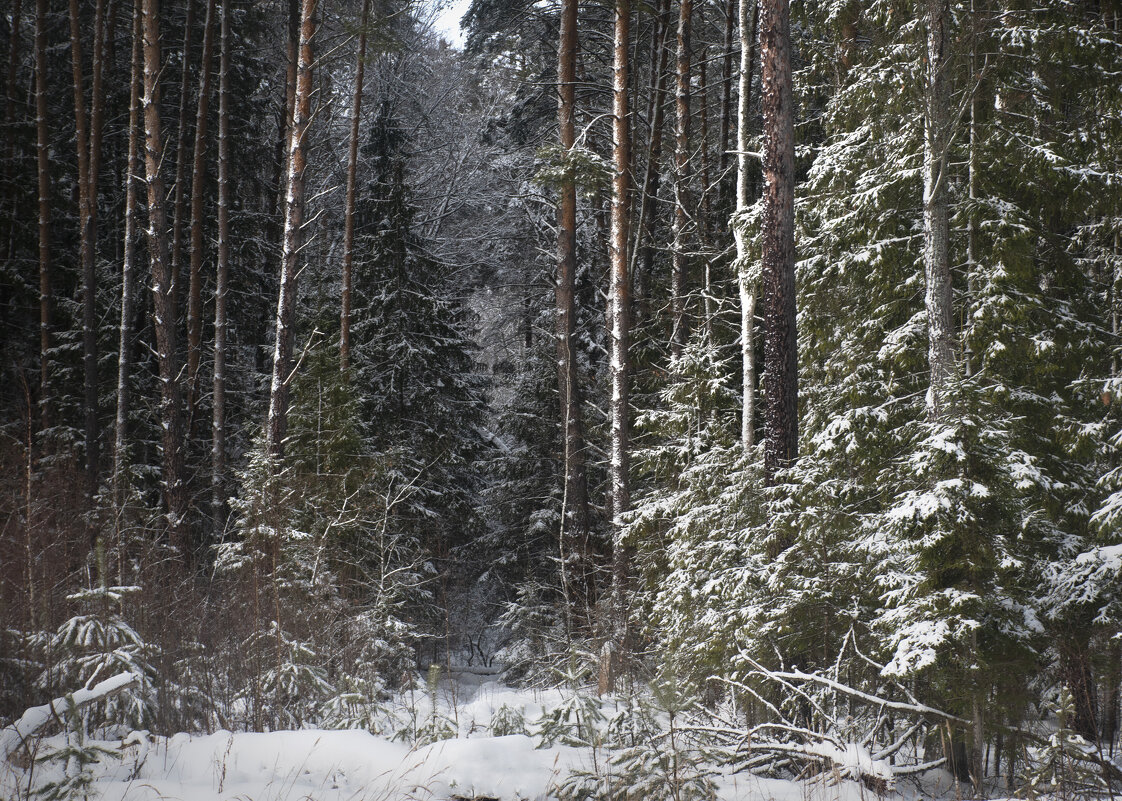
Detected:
[718,0,734,177]
[735,0,758,450]
[697,35,713,343]
[142,0,191,560]
[341,0,371,373]
[670,0,692,358]
[922,0,956,418]
[759,0,796,480]
[34,0,51,430]
[114,0,143,522]
[265,0,317,460]
[170,0,196,301]
[630,0,670,319]
[555,0,592,615]
[213,0,231,531]
[186,0,217,433]
[69,0,103,512]
[605,0,631,694]
[3,0,22,218]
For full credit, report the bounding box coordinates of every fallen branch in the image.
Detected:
[1,672,140,762]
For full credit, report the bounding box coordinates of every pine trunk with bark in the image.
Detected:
[759,0,796,480]
[265,0,318,459]
[142,0,191,560]
[555,0,593,615]
[34,0,51,430]
[170,0,196,297]
[718,0,734,177]
[341,0,371,373]
[186,0,218,433]
[69,0,103,511]
[113,0,143,518]
[631,0,670,319]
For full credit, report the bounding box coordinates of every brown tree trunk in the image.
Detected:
[170,0,196,301]
[3,0,21,211]
[69,0,104,512]
[670,0,691,358]
[265,0,318,459]
[213,0,231,530]
[186,0,218,433]
[1063,637,1100,744]
[555,0,592,618]
[718,0,734,177]
[341,0,371,373]
[142,0,191,560]
[606,0,631,693]
[922,0,956,418]
[114,0,143,521]
[34,0,51,430]
[759,0,796,480]
[631,0,671,320]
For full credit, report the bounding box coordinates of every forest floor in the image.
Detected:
[1,671,973,801]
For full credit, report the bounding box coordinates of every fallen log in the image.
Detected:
[1,672,140,762]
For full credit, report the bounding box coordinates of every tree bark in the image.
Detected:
[142,0,191,560]
[922,0,956,418]
[265,0,318,460]
[213,0,231,531]
[114,0,143,521]
[718,0,734,177]
[170,0,196,300]
[186,0,218,433]
[670,0,692,358]
[607,0,631,691]
[630,0,670,319]
[759,0,796,480]
[69,0,103,510]
[341,0,371,373]
[555,0,592,612]
[34,0,51,430]
[735,0,758,450]
[3,0,22,207]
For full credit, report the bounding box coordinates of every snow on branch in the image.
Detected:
[1,672,140,762]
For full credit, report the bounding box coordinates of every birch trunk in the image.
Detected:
[735,0,758,450]
[670,0,692,358]
[922,0,956,418]
[213,0,231,529]
[265,0,318,459]
[186,0,218,431]
[759,0,796,480]
[341,0,372,373]
[142,0,191,560]
[607,0,631,692]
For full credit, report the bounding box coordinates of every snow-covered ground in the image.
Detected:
[2,674,955,801]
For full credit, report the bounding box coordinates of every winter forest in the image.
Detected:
[1,0,1121,796]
